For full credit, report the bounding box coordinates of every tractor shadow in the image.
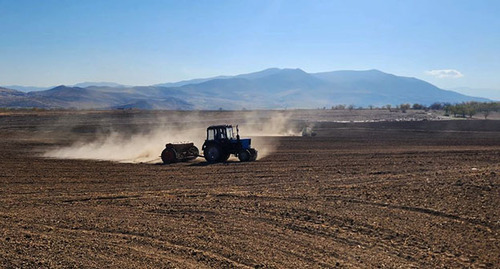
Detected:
[188,160,242,167]
[151,158,247,167]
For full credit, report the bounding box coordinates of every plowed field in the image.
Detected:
[1,111,499,268]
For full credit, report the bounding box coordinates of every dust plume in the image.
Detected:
[44,125,206,163]
[241,111,300,137]
[238,111,300,159]
[43,111,300,163]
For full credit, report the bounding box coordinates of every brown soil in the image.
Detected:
[0,110,499,268]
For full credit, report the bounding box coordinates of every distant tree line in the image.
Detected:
[420,101,500,119]
[330,101,500,119]
[441,102,500,119]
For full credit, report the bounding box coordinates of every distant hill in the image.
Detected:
[154,68,488,109]
[111,98,193,110]
[0,69,490,109]
[2,85,50,92]
[310,69,488,106]
[1,82,126,92]
[154,75,234,88]
[72,82,127,88]
[0,87,64,108]
[0,85,193,110]
[0,87,25,96]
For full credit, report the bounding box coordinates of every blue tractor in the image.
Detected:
[202,125,258,163]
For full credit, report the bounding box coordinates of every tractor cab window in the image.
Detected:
[226,127,234,139]
[207,129,215,140]
[216,128,226,139]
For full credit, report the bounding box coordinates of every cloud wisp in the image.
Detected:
[425,69,464,78]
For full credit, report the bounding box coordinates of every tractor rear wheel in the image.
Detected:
[161,148,177,164]
[204,145,222,163]
[238,149,251,162]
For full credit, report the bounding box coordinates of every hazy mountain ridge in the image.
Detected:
[0,69,490,109]
[0,87,25,96]
[4,82,127,92]
[73,82,128,88]
[2,85,51,92]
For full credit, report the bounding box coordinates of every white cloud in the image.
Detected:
[425,69,464,78]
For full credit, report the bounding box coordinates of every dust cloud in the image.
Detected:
[238,111,301,159]
[43,111,299,163]
[44,127,205,163]
[241,112,300,137]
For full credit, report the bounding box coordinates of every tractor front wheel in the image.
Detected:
[248,148,258,161]
[238,149,251,162]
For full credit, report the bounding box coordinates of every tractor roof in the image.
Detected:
[207,125,233,129]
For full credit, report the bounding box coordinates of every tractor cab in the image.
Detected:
[206,125,235,141]
[202,125,257,163]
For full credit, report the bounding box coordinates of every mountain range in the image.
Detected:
[0,68,491,110]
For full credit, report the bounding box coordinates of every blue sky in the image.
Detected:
[0,0,499,98]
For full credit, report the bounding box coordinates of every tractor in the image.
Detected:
[202,125,257,163]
